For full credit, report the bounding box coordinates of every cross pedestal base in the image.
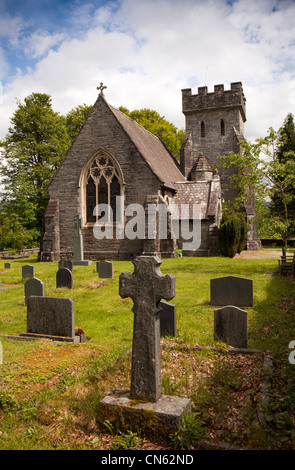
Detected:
[98,389,191,437]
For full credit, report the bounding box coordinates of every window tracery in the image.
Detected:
[85,152,122,223]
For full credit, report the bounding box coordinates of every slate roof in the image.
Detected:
[106,98,186,189]
[170,181,211,219]
[192,154,213,172]
[170,176,221,221]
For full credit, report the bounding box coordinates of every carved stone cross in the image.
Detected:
[119,255,175,402]
[97,82,107,96]
[73,214,82,237]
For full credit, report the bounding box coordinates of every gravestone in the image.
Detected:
[24,277,45,305]
[4,263,11,269]
[119,255,176,402]
[24,296,81,342]
[99,256,191,435]
[210,275,253,307]
[22,264,35,280]
[56,267,73,289]
[214,305,248,349]
[97,260,113,279]
[73,215,92,266]
[58,259,73,272]
[159,301,176,337]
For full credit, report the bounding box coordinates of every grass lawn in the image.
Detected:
[0,253,294,450]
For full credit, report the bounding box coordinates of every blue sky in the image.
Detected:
[0,0,295,141]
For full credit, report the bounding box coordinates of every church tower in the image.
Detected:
[180,82,261,250]
[181,82,246,200]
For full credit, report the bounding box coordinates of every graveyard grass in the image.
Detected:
[0,252,295,450]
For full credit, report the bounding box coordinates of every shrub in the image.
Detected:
[0,217,35,251]
[219,213,248,258]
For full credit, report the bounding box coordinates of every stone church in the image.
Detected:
[39,81,260,262]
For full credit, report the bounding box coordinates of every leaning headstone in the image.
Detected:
[24,296,81,342]
[97,260,113,279]
[72,215,92,266]
[22,264,35,280]
[159,301,176,337]
[56,267,73,289]
[99,256,191,436]
[214,305,248,349]
[58,259,73,272]
[210,275,253,307]
[24,277,45,305]
[4,263,11,269]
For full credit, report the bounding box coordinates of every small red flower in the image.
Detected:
[75,326,84,336]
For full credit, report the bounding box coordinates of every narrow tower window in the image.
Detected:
[221,119,225,136]
[201,121,205,138]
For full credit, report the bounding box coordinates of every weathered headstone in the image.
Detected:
[119,256,176,402]
[72,215,92,266]
[24,277,45,305]
[97,260,113,279]
[4,263,11,269]
[210,275,253,307]
[99,256,191,435]
[214,305,248,349]
[56,267,73,289]
[159,301,176,337]
[25,296,80,342]
[58,259,73,272]
[73,214,83,261]
[22,264,35,280]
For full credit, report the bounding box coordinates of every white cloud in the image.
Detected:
[244,76,294,141]
[0,14,26,47]
[67,2,96,28]
[0,0,295,142]
[0,47,9,81]
[23,31,67,59]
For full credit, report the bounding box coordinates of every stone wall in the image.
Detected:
[0,248,39,259]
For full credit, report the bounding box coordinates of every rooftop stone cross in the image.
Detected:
[119,255,175,403]
[97,82,107,96]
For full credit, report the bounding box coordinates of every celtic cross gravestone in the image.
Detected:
[99,255,191,436]
[119,255,175,402]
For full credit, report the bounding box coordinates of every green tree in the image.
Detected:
[271,113,295,238]
[64,103,92,140]
[118,106,185,159]
[0,92,71,246]
[277,113,295,163]
[217,126,295,255]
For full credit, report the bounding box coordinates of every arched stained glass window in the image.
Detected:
[85,152,122,223]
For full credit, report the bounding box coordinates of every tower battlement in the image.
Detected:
[182,82,246,122]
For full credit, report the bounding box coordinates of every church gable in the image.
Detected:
[48,94,184,197]
[41,90,184,261]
